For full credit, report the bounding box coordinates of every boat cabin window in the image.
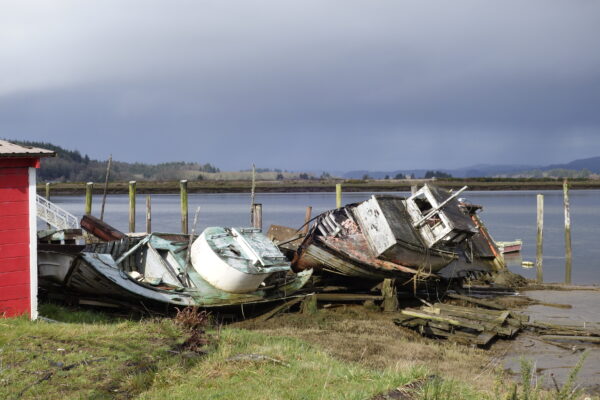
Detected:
[413,194,433,214]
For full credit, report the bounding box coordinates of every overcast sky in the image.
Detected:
[1,1,599,171]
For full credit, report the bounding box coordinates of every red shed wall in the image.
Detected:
[0,166,30,317]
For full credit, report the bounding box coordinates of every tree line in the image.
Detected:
[12,140,220,182]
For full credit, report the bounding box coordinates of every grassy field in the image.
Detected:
[38,178,600,195]
[2,303,592,399]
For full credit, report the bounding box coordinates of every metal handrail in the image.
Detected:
[36,194,79,229]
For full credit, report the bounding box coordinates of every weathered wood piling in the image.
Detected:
[250,163,256,224]
[128,181,136,232]
[336,183,342,208]
[180,179,188,234]
[146,195,152,233]
[85,182,93,215]
[382,278,399,312]
[303,206,312,235]
[563,179,572,284]
[536,194,544,283]
[252,203,263,231]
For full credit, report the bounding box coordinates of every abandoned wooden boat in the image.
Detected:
[352,189,476,270]
[40,231,312,311]
[37,229,85,287]
[293,206,438,281]
[191,227,291,294]
[292,184,502,281]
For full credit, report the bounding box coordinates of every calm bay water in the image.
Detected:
[48,190,600,285]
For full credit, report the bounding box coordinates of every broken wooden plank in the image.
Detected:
[428,304,510,325]
[540,335,600,343]
[253,297,305,322]
[474,331,496,346]
[401,309,483,331]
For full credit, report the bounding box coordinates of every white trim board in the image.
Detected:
[28,167,38,320]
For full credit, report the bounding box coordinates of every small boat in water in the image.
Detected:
[496,239,523,254]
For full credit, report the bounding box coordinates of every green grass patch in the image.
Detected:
[0,305,443,400]
[5,304,592,400]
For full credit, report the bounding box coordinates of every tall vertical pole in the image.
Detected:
[303,206,312,235]
[252,203,263,231]
[336,183,342,208]
[250,163,256,224]
[146,195,152,234]
[100,155,112,221]
[180,180,188,234]
[128,181,136,233]
[536,194,544,283]
[563,179,572,284]
[85,182,93,215]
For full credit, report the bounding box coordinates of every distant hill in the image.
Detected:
[343,165,535,179]
[545,156,600,173]
[344,157,600,179]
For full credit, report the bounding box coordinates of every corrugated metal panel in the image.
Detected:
[0,140,55,157]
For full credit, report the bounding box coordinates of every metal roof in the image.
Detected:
[0,140,55,158]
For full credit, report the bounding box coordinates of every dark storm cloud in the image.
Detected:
[1,0,599,170]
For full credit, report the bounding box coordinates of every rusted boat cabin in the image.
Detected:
[0,140,54,318]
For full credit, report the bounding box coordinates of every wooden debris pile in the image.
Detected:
[394,295,529,347]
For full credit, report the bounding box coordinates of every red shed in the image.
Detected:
[0,140,54,319]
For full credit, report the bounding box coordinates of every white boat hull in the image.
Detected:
[191,235,273,293]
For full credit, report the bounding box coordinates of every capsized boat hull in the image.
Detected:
[295,230,436,281]
[38,244,85,285]
[49,233,312,311]
[191,227,291,294]
[293,203,451,280]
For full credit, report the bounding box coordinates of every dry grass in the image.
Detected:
[234,304,498,390]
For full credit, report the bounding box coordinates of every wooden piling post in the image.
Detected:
[536,194,544,283]
[303,206,312,235]
[128,181,136,233]
[250,163,256,224]
[180,180,188,234]
[411,185,418,195]
[336,183,342,208]
[382,278,399,312]
[85,182,93,215]
[563,179,572,284]
[301,294,317,314]
[252,203,263,231]
[146,195,152,234]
